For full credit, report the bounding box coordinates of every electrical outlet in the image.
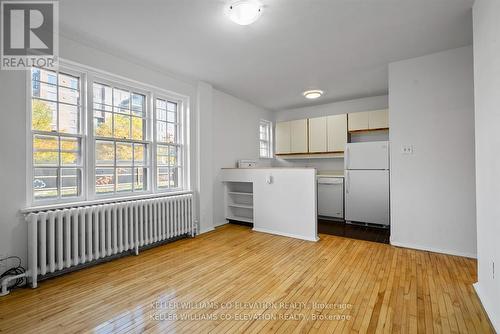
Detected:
[401,144,414,155]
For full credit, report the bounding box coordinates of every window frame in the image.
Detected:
[26,65,87,206]
[259,119,273,159]
[26,60,191,208]
[153,94,186,192]
[88,75,153,199]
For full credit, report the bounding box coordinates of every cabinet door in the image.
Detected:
[290,119,308,153]
[368,109,389,129]
[308,117,327,153]
[327,114,347,152]
[275,121,291,154]
[348,111,369,131]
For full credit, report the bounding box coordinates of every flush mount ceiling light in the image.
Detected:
[225,1,263,26]
[303,90,324,100]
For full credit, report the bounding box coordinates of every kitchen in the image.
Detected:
[221,107,391,243]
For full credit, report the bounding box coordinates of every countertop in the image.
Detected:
[221,167,344,177]
[221,167,315,170]
[316,170,345,178]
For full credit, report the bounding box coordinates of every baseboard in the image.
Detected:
[198,226,215,235]
[252,227,319,242]
[390,240,477,259]
[473,283,499,332]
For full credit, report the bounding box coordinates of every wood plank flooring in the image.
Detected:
[0,224,494,333]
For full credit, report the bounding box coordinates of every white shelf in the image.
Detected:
[226,215,253,223]
[228,191,253,196]
[225,181,254,225]
[228,203,253,209]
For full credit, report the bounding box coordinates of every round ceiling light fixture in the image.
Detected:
[303,90,324,100]
[225,1,263,26]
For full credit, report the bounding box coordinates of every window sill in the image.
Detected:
[21,190,193,214]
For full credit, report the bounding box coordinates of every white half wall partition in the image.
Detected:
[389,46,477,258]
[221,168,318,242]
[472,0,500,330]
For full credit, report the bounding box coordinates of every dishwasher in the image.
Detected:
[317,177,344,219]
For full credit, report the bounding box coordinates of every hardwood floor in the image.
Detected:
[0,224,493,333]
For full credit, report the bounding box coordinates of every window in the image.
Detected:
[28,62,189,206]
[259,120,273,158]
[155,98,183,190]
[92,82,150,195]
[30,68,83,201]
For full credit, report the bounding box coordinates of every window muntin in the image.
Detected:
[92,82,150,195]
[259,120,273,158]
[155,98,182,190]
[30,68,83,201]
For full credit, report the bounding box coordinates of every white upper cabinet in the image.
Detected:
[348,111,370,131]
[277,110,385,155]
[290,119,308,153]
[308,117,327,153]
[368,109,389,129]
[348,109,389,131]
[327,114,347,152]
[275,121,291,154]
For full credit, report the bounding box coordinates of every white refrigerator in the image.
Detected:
[344,141,390,226]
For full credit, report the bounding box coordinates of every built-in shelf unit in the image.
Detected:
[225,182,254,224]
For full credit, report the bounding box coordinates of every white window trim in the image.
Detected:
[153,93,187,193]
[259,119,273,159]
[25,58,191,208]
[26,65,88,206]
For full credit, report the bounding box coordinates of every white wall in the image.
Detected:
[389,46,477,258]
[0,35,201,267]
[273,95,389,171]
[472,0,500,330]
[274,95,388,122]
[0,69,27,265]
[197,82,214,234]
[212,90,274,226]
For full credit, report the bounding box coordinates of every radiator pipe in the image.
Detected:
[0,272,27,296]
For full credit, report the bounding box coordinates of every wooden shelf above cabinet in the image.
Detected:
[348,127,389,134]
[275,151,344,159]
[276,151,344,156]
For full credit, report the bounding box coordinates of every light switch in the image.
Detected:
[401,144,413,155]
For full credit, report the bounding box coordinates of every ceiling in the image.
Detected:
[59,0,474,111]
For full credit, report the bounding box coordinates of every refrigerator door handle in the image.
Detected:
[345,147,350,169]
[345,171,350,194]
